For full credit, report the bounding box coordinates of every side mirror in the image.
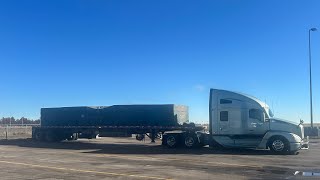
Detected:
[262,113,270,122]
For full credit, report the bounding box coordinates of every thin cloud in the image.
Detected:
[194,85,205,92]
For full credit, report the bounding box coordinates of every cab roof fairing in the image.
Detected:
[211,89,272,117]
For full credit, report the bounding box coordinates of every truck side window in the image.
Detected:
[220,111,228,121]
[249,109,262,121]
[220,99,232,104]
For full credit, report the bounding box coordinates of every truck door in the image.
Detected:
[247,108,269,135]
[232,108,269,148]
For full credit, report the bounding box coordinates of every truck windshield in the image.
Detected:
[269,109,274,117]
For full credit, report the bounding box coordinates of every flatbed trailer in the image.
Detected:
[32,124,204,142]
[32,104,204,142]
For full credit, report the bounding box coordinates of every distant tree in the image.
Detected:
[0,117,40,125]
[33,119,40,124]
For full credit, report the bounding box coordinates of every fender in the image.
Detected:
[257,131,302,149]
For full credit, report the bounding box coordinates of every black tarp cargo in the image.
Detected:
[41,105,188,127]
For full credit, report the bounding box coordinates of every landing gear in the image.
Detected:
[150,130,156,143]
[67,133,79,141]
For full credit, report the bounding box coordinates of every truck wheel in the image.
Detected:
[268,136,289,154]
[34,131,44,141]
[184,135,198,148]
[289,151,299,155]
[166,135,178,148]
[136,134,145,141]
[45,131,60,142]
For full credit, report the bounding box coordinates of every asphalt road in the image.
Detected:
[0,137,319,180]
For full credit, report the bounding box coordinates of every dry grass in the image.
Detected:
[0,126,32,139]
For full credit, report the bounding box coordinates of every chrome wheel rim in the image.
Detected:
[272,140,285,151]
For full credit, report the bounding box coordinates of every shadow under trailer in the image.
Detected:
[32,89,309,154]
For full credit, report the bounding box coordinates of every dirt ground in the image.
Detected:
[0,137,319,180]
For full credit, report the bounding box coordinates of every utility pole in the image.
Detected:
[308,28,317,128]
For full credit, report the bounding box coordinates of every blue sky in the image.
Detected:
[0,0,319,123]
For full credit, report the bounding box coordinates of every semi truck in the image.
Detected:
[32,89,309,154]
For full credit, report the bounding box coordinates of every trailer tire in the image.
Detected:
[34,131,44,141]
[268,136,289,154]
[45,131,61,142]
[136,134,145,141]
[166,135,178,148]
